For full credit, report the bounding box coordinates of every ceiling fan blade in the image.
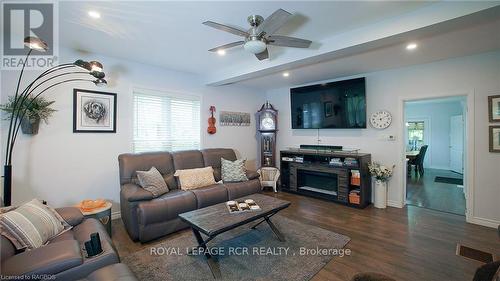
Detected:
[208,41,244,52]
[203,21,249,37]
[255,49,269,61]
[256,9,291,36]
[267,35,312,48]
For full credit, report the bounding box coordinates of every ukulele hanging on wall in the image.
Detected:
[207,106,217,134]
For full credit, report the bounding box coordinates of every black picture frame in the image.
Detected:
[73,88,117,133]
[488,95,500,123]
[489,126,500,153]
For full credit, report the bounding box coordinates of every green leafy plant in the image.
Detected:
[0,95,57,124]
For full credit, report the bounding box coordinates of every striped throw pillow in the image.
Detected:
[221,158,248,182]
[0,199,70,250]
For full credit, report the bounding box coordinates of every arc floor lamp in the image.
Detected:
[2,36,107,206]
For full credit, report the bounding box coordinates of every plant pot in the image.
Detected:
[373,179,387,209]
[21,117,40,135]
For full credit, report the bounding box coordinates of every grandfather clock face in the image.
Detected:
[259,112,276,131]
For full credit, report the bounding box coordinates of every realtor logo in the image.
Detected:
[1,1,58,69]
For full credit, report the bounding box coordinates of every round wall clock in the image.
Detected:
[370,110,392,129]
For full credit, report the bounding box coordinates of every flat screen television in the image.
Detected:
[290,77,366,129]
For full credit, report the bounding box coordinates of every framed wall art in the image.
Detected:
[73,89,117,133]
[220,111,251,126]
[488,95,500,122]
[489,126,500,153]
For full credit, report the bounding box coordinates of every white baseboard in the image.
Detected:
[467,215,500,229]
[111,211,121,220]
[387,200,404,208]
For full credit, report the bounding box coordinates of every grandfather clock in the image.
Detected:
[257,101,278,167]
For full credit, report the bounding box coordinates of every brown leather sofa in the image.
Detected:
[118,148,261,242]
[0,207,137,281]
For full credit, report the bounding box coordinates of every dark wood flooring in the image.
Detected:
[406,168,466,215]
[112,191,499,281]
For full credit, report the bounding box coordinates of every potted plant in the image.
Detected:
[0,95,57,135]
[368,162,395,209]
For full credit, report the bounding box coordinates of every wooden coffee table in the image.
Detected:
[179,193,291,279]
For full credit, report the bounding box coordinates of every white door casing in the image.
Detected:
[450,115,464,174]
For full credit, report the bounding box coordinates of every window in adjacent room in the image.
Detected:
[407,121,425,150]
[133,88,200,153]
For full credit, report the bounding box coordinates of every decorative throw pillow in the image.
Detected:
[174,167,216,190]
[136,167,169,197]
[221,158,248,182]
[0,199,70,250]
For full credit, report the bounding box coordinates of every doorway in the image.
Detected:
[404,96,467,216]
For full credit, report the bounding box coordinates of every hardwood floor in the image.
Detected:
[112,191,499,281]
[406,168,466,215]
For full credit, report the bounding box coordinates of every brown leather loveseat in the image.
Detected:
[118,148,261,242]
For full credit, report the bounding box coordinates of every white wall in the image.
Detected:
[266,51,500,226]
[405,100,464,170]
[0,48,264,214]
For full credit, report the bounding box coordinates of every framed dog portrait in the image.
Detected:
[73,89,117,133]
[489,95,500,123]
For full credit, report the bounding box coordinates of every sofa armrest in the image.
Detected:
[1,240,83,276]
[56,207,84,226]
[246,170,260,181]
[121,183,154,202]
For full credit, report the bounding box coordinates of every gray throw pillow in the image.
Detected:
[221,158,248,182]
[136,167,169,197]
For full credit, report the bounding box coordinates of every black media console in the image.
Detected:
[280,149,372,208]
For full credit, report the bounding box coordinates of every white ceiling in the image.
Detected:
[59,1,431,75]
[237,13,500,89]
[49,1,500,90]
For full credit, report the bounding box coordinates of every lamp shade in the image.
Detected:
[89,61,103,72]
[244,40,266,54]
[91,71,105,79]
[74,60,92,71]
[93,78,107,87]
[24,36,48,52]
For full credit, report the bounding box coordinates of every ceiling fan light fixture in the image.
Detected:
[244,40,266,54]
[24,36,48,52]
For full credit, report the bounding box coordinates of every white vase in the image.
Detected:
[374,179,387,209]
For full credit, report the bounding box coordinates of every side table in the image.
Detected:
[76,201,112,237]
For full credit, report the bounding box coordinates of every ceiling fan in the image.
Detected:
[203,8,312,60]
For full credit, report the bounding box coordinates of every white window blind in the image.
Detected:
[133,89,200,153]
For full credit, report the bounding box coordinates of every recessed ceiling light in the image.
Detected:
[88,11,101,19]
[283,72,290,77]
[406,43,417,50]
[217,49,226,56]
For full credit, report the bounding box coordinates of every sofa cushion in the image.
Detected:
[1,239,83,276]
[172,150,205,170]
[190,184,228,208]
[201,149,237,181]
[174,167,216,190]
[118,151,177,189]
[224,179,262,200]
[221,158,248,182]
[246,170,260,181]
[56,207,84,226]
[136,167,169,197]
[0,199,70,250]
[137,190,197,225]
